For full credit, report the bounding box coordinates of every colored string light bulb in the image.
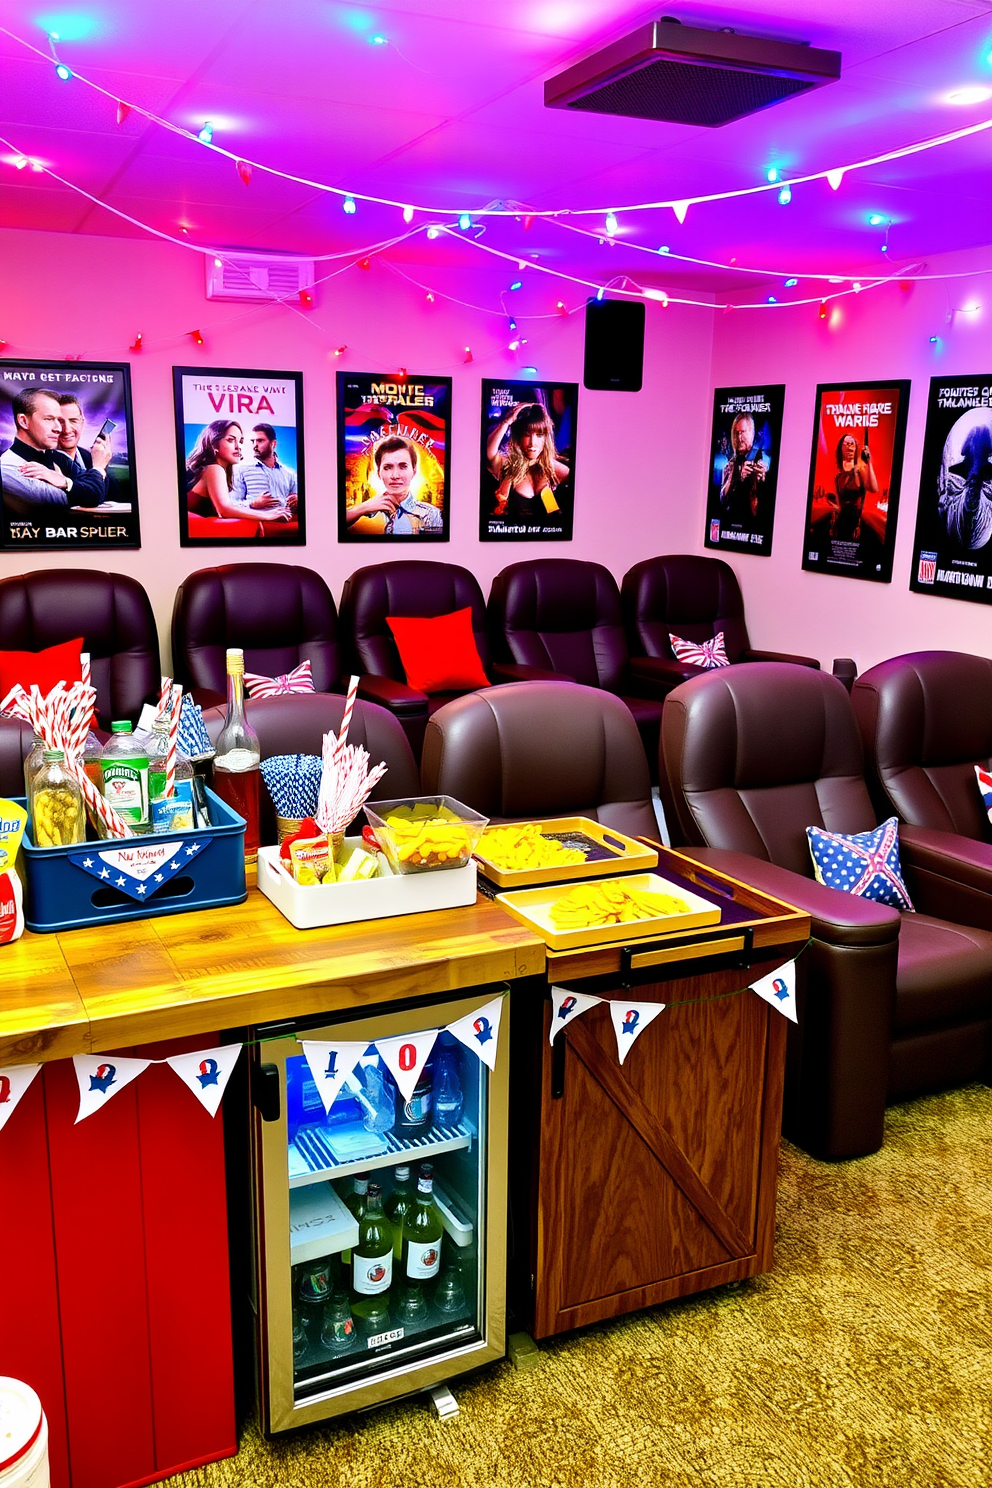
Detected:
[236,160,252,185]
[426,227,439,239]
[55,62,71,80]
[116,101,130,125]
[458,213,472,231]
[197,121,213,144]
[777,185,792,205]
[463,347,473,363]
[767,295,778,304]
[766,166,779,183]
[402,206,414,223]
[188,329,204,346]
[557,301,567,316]
[819,301,828,318]
[605,211,618,235]
[343,196,357,214]
[298,289,313,307]
[509,280,522,291]
[508,317,517,331]
[785,278,798,287]
[13,155,28,170]
[868,212,888,226]
[130,332,143,351]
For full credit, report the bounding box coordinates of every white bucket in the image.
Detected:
[0,1379,49,1488]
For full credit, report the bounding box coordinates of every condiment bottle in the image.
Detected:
[32,749,85,848]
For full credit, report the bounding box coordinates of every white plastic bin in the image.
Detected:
[0,1379,49,1488]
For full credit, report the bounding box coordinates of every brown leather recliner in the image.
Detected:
[661,661,992,1160]
[421,681,659,842]
[339,561,548,759]
[621,554,820,697]
[0,569,161,796]
[201,691,419,847]
[172,564,341,708]
[486,559,665,776]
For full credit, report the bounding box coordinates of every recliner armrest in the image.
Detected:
[627,655,703,690]
[489,662,574,684]
[679,846,901,947]
[742,648,820,669]
[356,674,429,716]
[899,824,992,928]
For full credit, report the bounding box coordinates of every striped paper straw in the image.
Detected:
[164,683,183,798]
[80,651,91,688]
[34,684,131,838]
[336,675,360,756]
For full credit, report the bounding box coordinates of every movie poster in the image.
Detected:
[909,375,992,604]
[480,380,578,541]
[704,384,785,558]
[337,372,450,541]
[0,360,139,551]
[173,366,305,547]
[801,380,911,583]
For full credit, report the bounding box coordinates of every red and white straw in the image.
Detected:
[164,683,182,798]
[7,680,130,838]
[335,675,360,760]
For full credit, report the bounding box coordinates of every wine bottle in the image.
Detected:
[351,1182,393,1309]
[400,1162,443,1290]
[385,1164,413,1259]
[212,647,260,863]
[341,1174,369,1266]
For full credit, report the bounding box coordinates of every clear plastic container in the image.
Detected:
[364,796,488,874]
[100,720,150,831]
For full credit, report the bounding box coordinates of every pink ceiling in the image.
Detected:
[0,0,990,300]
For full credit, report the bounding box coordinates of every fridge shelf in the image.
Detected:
[288,1120,475,1189]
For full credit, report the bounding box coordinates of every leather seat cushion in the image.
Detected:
[895,912,992,1033]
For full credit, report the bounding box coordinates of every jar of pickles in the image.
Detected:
[32,749,85,848]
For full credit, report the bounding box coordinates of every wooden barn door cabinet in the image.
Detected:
[508,849,809,1340]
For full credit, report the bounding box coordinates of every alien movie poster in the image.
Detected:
[704,384,785,558]
[479,380,579,541]
[174,366,305,547]
[0,360,139,551]
[909,376,992,604]
[801,380,911,584]
[337,372,451,541]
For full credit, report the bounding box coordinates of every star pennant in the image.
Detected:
[165,1044,243,1117]
[750,960,799,1022]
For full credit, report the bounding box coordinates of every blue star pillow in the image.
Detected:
[806,816,914,911]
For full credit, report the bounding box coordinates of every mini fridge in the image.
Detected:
[249,986,508,1432]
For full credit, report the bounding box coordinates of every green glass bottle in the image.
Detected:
[385,1164,413,1259]
[400,1162,443,1292]
[350,1182,393,1320]
[341,1174,368,1266]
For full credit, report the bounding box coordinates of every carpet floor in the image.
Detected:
[166,1085,991,1488]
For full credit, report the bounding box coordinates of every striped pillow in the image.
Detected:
[669,631,730,670]
[243,659,315,699]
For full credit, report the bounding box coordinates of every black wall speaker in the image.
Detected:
[583,298,645,391]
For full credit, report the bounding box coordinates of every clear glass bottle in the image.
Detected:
[23,733,44,811]
[149,714,194,800]
[212,648,260,863]
[433,1042,464,1128]
[32,749,85,848]
[82,730,104,790]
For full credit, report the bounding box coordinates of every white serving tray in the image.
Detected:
[257,835,478,930]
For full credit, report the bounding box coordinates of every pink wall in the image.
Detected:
[706,249,992,673]
[0,227,714,671]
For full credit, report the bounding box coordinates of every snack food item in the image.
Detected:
[288,834,330,885]
[479,823,587,872]
[0,799,27,946]
[549,881,689,930]
[381,813,474,869]
[337,848,379,884]
[32,751,85,848]
[280,816,320,862]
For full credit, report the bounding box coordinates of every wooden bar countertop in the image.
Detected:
[0,889,547,1068]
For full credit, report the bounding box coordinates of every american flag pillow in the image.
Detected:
[669,631,730,670]
[243,659,315,699]
[807,815,914,911]
[975,765,992,823]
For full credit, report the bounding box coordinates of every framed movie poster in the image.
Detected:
[173,367,305,547]
[704,384,785,558]
[0,360,139,551]
[480,380,579,541]
[801,380,911,583]
[909,375,992,603]
[337,372,450,541]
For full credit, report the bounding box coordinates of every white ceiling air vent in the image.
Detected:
[545,18,841,128]
[205,252,316,303]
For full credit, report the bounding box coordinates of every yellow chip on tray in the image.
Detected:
[480,823,587,872]
[549,880,689,930]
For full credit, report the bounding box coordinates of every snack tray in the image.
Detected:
[257,835,477,930]
[474,816,658,889]
[495,871,720,952]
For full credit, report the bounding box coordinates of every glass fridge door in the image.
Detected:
[253,988,508,1432]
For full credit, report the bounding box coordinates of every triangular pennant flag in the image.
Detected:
[0,1064,41,1134]
[300,1041,368,1116]
[165,1044,243,1118]
[445,997,504,1072]
[73,1054,150,1123]
[116,100,131,125]
[549,986,601,1042]
[607,999,666,1065]
[374,1029,438,1104]
[750,960,798,1022]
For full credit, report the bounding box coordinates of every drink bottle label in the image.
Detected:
[405,1237,442,1280]
[353,1248,393,1295]
[102,761,149,821]
[403,1090,432,1124]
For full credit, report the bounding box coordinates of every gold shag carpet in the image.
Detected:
[167,1086,991,1488]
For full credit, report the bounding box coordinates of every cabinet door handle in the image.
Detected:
[551,1033,566,1099]
[252,1062,281,1122]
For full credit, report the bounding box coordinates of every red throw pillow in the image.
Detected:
[386,609,489,694]
[0,637,84,701]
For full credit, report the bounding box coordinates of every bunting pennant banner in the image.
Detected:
[549,986,602,1042]
[0,1064,41,1134]
[445,997,504,1072]
[72,1054,151,1123]
[750,960,799,1022]
[374,1029,439,1104]
[165,1044,243,1118]
[300,1040,369,1116]
[607,999,667,1065]
[68,839,208,903]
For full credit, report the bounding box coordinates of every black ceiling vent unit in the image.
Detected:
[544,18,840,128]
